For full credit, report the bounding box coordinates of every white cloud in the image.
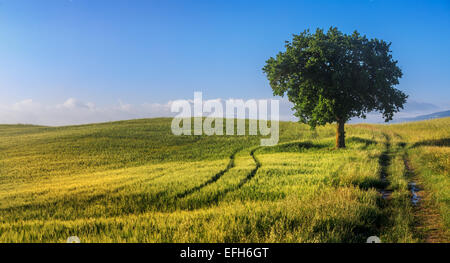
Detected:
[0,98,175,126]
[0,98,445,126]
[59,98,92,110]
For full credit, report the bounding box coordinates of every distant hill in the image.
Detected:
[394,110,450,123]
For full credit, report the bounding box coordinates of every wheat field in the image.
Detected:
[0,118,448,242]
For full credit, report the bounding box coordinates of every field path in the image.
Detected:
[378,133,393,200]
[234,148,262,189]
[175,148,241,199]
[379,131,449,242]
[174,146,263,210]
[402,147,449,242]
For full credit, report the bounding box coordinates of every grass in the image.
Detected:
[0,117,448,242]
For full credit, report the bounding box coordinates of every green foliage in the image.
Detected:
[263,27,407,127]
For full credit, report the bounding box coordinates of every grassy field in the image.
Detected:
[0,117,448,242]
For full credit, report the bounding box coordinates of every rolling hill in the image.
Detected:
[394,110,450,123]
[0,117,448,242]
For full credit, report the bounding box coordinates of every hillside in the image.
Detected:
[394,110,450,123]
[0,118,448,242]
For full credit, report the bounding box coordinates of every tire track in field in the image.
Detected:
[375,131,436,242]
[398,135,449,242]
[211,147,262,198]
[377,132,408,199]
[378,133,393,200]
[391,132,423,208]
[175,148,240,199]
[207,147,261,198]
[176,140,332,208]
[176,147,262,208]
[234,148,261,189]
[182,140,331,208]
[406,152,448,242]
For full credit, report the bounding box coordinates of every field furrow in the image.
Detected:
[0,118,448,242]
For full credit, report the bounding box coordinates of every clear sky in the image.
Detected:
[0,0,449,125]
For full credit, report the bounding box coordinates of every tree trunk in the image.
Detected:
[336,119,346,148]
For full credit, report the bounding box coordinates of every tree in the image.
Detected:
[263,27,407,148]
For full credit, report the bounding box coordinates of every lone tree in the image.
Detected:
[263,27,407,148]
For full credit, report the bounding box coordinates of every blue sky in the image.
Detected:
[0,0,449,125]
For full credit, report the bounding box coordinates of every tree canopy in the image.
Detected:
[263,27,407,148]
